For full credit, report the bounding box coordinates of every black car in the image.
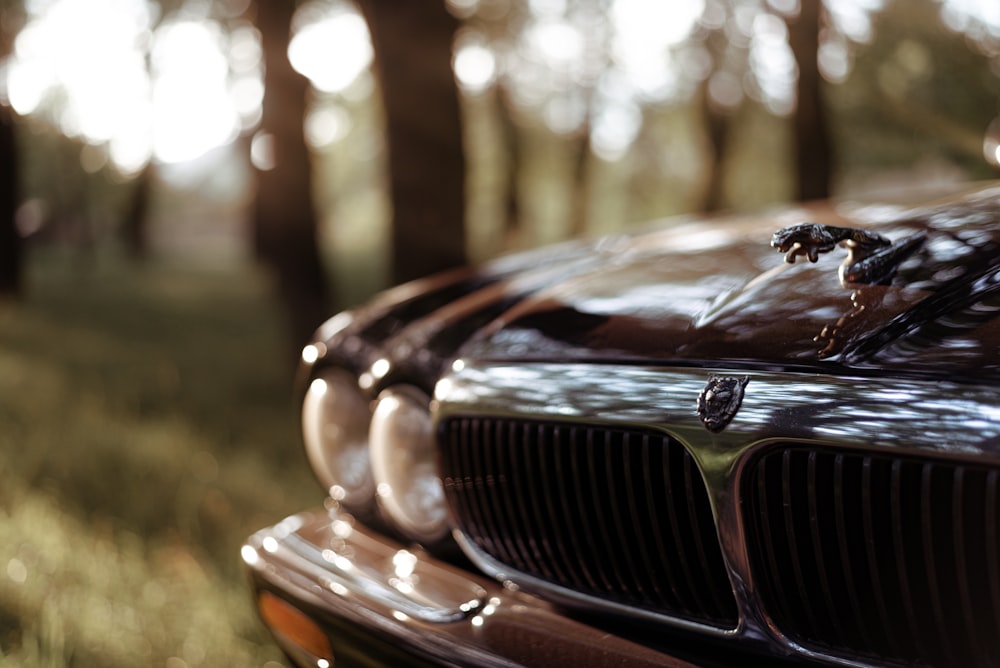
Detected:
[243,182,1000,667]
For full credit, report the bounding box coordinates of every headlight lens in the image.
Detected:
[301,367,374,509]
[369,386,449,543]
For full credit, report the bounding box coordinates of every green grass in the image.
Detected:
[0,249,321,666]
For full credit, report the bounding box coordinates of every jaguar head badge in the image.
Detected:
[697,375,749,433]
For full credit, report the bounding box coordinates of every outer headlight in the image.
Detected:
[301,367,375,510]
[369,386,449,543]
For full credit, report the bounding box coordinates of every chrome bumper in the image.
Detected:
[242,505,695,668]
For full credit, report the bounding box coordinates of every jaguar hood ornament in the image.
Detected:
[771,222,926,286]
[697,375,749,433]
[771,222,929,358]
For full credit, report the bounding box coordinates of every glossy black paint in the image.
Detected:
[305,184,1000,392]
[299,242,592,388]
[456,184,1000,379]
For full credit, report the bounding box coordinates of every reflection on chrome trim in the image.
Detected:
[435,363,1000,464]
[451,530,741,637]
[246,508,487,625]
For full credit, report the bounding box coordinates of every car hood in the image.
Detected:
[458,183,1000,380]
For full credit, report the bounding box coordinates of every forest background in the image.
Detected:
[0,0,998,665]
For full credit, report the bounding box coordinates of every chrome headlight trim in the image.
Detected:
[370,385,450,544]
[301,367,375,510]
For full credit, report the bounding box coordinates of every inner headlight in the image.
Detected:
[301,367,374,510]
[369,386,449,543]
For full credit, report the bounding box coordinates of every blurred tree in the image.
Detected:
[458,0,530,247]
[252,0,330,353]
[0,105,19,299]
[699,25,734,212]
[694,0,834,207]
[357,0,467,284]
[496,85,523,246]
[0,5,21,298]
[564,0,609,238]
[787,0,831,200]
[121,163,153,260]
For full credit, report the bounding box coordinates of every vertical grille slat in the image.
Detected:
[952,467,981,660]
[585,429,632,595]
[441,418,737,628]
[495,420,533,573]
[520,425,552,577]
[860,457,900,658]
[603,430,646,603]
[479,419,515,565]
[490,419,530,571]
[623,433,667,607]
[545,427,577,588]
[806,452,846,647]
[889,459,926,659]
[987,471,1000,632]
[641,434,685,607]
[920,463,957,666]
[569,426,615,594]
[551,426,600,593]
[664,443,709,617]
[533,425,565,580]
[755,457,795,631]
[452,419,491,555]
[781,450,821,641]
[536,425,570,582]
[831,453,875,653]
[746,445,1000,667]
[471,419,511,565]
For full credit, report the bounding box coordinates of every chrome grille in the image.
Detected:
[744,446,1000,667]
[440,417,738,628]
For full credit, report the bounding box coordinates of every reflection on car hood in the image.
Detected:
[459,183,1000,379]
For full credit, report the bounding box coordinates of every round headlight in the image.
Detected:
[369,386,449,543]
[301,367,374,510]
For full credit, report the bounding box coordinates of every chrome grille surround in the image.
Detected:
[434,362,1000,667]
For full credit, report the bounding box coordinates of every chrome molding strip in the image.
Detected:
[244,510,487,625]
[434,362,1000,666]
[450,530,742,636]
[435,363,1000,469]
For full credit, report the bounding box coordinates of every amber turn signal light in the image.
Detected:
[258,591,333,661]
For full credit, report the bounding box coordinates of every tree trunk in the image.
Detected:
[0,103,19,299]
[252,0,330,353]
[698,23,735,214]
[357,0,467,285]
[787,0,833,201]
[700,78,730,213]
[1,6,20,299]
[567,122,592,238]
[121,162,152,260]
[495,84,522,248]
